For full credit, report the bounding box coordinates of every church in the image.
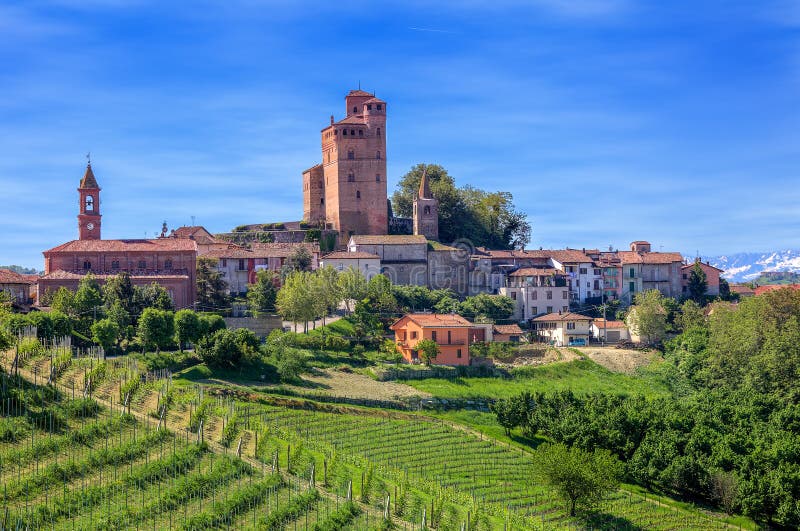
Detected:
[38,164,198,309]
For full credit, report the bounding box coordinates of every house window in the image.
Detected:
[629,281,635,293]
[563,306,568,312]
[511,292,516,300]
[377,104,382,110]
[562,290,568,299]
[532,291,538,300]
[359,129,363,136]
[547,291,553,300]
[580,268,587,275]
[367,104,372,110]
[682,273,687,280]
[238,259,245,271]
[456,349,462,358]
[376,174,381,182]
[594,269,601,275]
[163,259,172,269]
[348,150,355,160]
[411,331,417,339]
[629,267,635,278]
[432,331,437,342]
[83,260,91,270]
[532,306,538,314]
[356,191,361,199]
[567,322,575,330]
[138,260,146,269]
[221,259,227,268]
[547,306,553,313]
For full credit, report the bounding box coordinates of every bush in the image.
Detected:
[273,348,309,382]
[196,329,242,368]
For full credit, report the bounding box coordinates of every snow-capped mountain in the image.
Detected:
[707,250,800,282]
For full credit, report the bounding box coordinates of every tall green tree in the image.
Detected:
[459,293,515,321]
[196,257,229,311]
[246,269,279,316]
[174,309,201,352]
[137,308,175,353]
[416,338,440,365]
[338,267,369,314]
[626,290,669,345]
[288,247,313,272]
[535,443,622,517]
[91,318,120,353]
[102,272,135,315]
[688,262,709,303]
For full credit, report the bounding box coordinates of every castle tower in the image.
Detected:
[77,163,101,240]
[304,89,388,245]
[413,166,439,241]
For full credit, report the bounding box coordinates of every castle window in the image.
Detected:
[111,260,119,269]
[377,104,382,110]
[375,174,381,182]
[376,128,381,136]
[424,206,431,215]
[83,260,91,270]
[376,151,381,159]
[138,260,146,269]
[165,259,172,269]
[348,172,355,182]
[320,198,324,204]
[350,129,355,135]
[348,150,355,160]
[356,191,361,199]
[359,129,363,136]
[334,129,337,135]
[367,104,372,110]
[353,106,357,113]
[342,129,347,136]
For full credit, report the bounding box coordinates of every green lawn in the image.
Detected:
[403,358,672,399]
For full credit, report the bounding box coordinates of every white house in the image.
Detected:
[320,251,381,280]
[590,318,630,343]
[532,311,593,347]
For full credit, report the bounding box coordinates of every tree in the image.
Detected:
[459,293,514,321]
[719,278,732,301]
[74,274,104,319]
[198,313,226,337]
[391,163,531,249]
[51,287,77,317]
[196,329,242,368]
[91,318,120,352]
[137,308,175,353]
[688,262,708,303]
[133,282,174,312]
[0,327,12,352]
[338,267,369,314]
[315,266,342,326]
[273,347,309,382]
[196,257,229,311]
[247,269,278,316]
[276,271,318,332]
[102,272,135,315]
[416,338,440,365]
[677,299,705,332]
[490,392,532,436]
[535,443,622,517]
[288,246,313,272]
[174,309,201,352]
[626,290,669,345]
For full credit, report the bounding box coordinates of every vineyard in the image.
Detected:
[0,338,739,530]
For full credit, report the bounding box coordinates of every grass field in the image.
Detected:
[403,358,673,400]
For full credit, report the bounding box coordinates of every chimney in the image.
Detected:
[330,115,334,125]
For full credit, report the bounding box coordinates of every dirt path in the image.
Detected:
[574,346,660,373]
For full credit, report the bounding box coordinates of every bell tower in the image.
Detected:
[77,162,101,240]
[413,166,438,241]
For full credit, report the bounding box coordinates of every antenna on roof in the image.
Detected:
[358,80,361,89]
[86,151,91,165]
[191,215,196,226]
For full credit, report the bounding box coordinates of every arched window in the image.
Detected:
[377,104,382,110]
[343,129,347,136]
[320,198,324,205]
[352,106,357,113]
[85,195,94,212]
[375,174,381,182]
[348,172,355,182]
[83,260,91,270]
[424,206,431,215]
[367,104,372,110]
[348,150,355,160]
[376,151,381,159]
[356,191,361,199]
[350,129,355,136]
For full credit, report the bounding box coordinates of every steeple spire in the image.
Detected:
[80,162,99,189]
[418,165,431,199]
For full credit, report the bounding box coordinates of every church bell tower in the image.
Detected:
[413,166,439,241]
[77,162,101,240]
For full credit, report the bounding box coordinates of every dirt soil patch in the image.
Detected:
[295,368,432,400]
[505,346,581,368]
[575,346,660,373]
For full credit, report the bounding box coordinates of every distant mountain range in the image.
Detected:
[706,250,800,283]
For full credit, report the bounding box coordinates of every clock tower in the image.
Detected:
[77,163,101,240]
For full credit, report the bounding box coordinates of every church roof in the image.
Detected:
[43,238,197,254]
[350,235,428,246]
[79,164,99,189]
[40,270,189,281]
[418,166,432,199]
[0,269,33,285]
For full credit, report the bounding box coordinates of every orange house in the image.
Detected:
[390,313,472,366]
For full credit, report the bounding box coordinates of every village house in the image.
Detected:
[499,267,569,321]
[492,323,525,343]
[320,251,381,280]
[390,313,473,366]
[590,318,630,343]
[0,269,34,307]
[681,259,723,297]
[532,311,593,347]
[617,241,683,303]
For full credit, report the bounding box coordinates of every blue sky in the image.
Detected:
[1,0,799,269]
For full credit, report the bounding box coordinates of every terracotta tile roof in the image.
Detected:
[41,270,189,281]
[204,248,256,259]
[0,269,33,285]
[351,235,427,245]
[493,324,524,335]
[171,226,220,245]
[730,284,756,295]
[681,261,724,272]
[391,313,473,329]
[754,284,800,296]
[617,251,683,264]
[631,240,650,245]
[591,318,627,329]
[347,89,374,97]
[322,251,380,260]
[248,242,320,258]
[364,97,385,104]
[509,267,559,277]
[532,312,593,322]
[336,115,366,125]
[44,239,197,254]
[476,249,591,263]
[79,164,99,189]
[302,163,323,174]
